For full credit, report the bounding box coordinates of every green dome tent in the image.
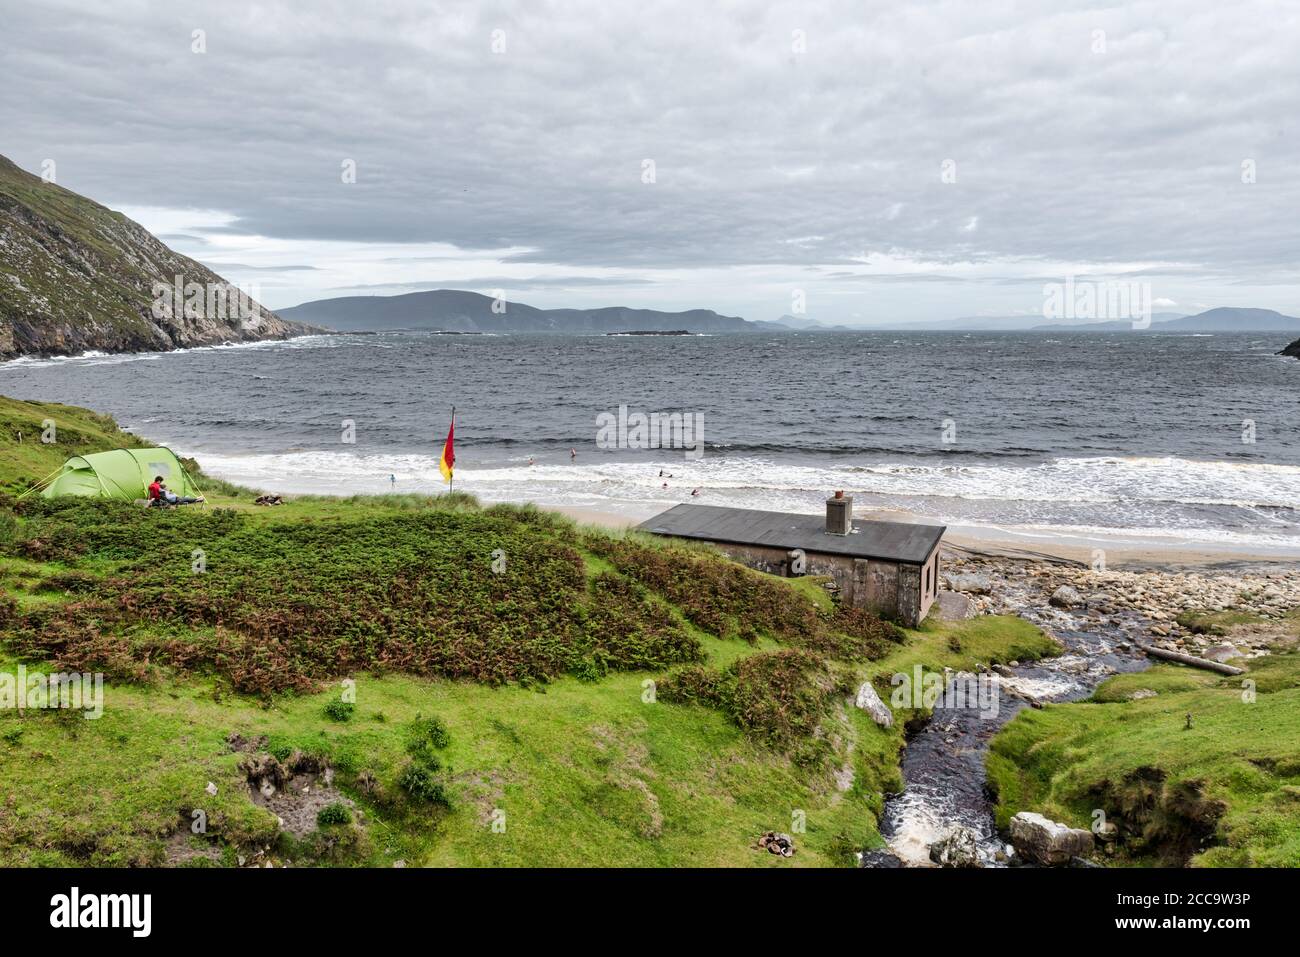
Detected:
[32,448,202,501]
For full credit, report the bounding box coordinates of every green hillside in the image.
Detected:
[0,394,1053,867]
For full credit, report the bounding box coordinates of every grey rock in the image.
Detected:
[1009,811,1094,866]
[945,573,992,595]
[928,827,981,868]
[853,681,894,728]
[1049,585,1085,609]
[859,849,904,868]
[935,590,977,620]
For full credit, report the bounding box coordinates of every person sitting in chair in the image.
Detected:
[148,475,202,506]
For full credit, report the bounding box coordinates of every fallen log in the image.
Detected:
[1138,644,1245,676]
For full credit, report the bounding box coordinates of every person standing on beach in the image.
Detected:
[389,473,396,489]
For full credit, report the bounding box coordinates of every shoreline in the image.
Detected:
[167,443,1300,569]
[551,504,1300,570]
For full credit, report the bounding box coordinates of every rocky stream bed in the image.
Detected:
[861,550,1300,868]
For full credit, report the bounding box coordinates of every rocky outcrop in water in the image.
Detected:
[0,154,316,358]
[929,827,981,867]
[1278,337,1300,359]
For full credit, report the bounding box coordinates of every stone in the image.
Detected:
[1009,811,1094,866]
[928,827,981,868]
[944,572,992,595]
[853,681,894,728]
[859,849,904,868]
[755,831,797,857]
[935,590,976,620]
[1203,643,1241,663]
[205,781,218,796]
[1049,585,1084,609]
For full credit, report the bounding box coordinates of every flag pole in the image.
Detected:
[449,405,455,495]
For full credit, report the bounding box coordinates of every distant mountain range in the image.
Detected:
[284,292,1300,337]
[873,312,1188,331]
[0,154,314,358]
[277,289,769,335]
[1031,307,1300,332]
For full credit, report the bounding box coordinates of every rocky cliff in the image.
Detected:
[0,155,315,358]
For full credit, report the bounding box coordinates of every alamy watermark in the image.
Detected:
[596,404,704,460]
[151,275,260,322]
[1,665,104,719]
[1042,275,1152,329]
[890,665,1000,719]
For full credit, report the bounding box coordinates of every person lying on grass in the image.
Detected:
[147,475,203,507]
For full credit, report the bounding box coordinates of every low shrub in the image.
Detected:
[586,535,896,662]
[316,802,352,827]
[323,700,355,722]
[658,649,847,758]
[398,762,451,807]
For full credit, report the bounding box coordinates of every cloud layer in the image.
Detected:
[3,0,1297,320]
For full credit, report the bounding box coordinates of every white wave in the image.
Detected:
[0,335,341,371]
[179,447,1300,552]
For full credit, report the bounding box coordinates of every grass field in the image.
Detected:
[0,394,1064,867]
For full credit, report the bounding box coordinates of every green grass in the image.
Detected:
[988,648,1300,867]
[0,393,1065,867]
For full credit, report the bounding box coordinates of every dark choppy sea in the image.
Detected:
[4,330,1299,554]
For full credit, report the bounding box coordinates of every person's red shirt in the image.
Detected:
[147,481,162,501]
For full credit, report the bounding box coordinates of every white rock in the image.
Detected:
[1009,811,1094,866]
[853,681,894,728]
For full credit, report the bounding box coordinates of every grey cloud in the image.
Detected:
[2,0,1297,322]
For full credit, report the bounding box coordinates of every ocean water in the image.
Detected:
[4,330,1299,553]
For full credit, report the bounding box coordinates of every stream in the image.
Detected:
[862,557,1153,868]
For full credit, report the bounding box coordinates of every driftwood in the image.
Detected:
[1138,644,1245,676]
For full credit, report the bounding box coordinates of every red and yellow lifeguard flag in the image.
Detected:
[438,410,456,484]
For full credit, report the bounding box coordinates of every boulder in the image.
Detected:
[859,849,904,868]
[853,681,894,728]
[1049,585,1084,609]
[935,590,976,620]
[1202,643,1241,663]
[944,573,991,595]
[1009,812,1094,866]
[928,827,981,868]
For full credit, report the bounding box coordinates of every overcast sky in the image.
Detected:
[2,0,1298,322]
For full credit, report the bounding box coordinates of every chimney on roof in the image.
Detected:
[826,491,852,535]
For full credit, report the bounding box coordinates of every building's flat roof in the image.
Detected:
[637,503,945,565]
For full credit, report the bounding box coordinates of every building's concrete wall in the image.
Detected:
[665,536,940,628]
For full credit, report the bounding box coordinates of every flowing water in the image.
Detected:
[866,557,1152,867]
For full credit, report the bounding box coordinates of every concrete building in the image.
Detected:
[637,495,945,627]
